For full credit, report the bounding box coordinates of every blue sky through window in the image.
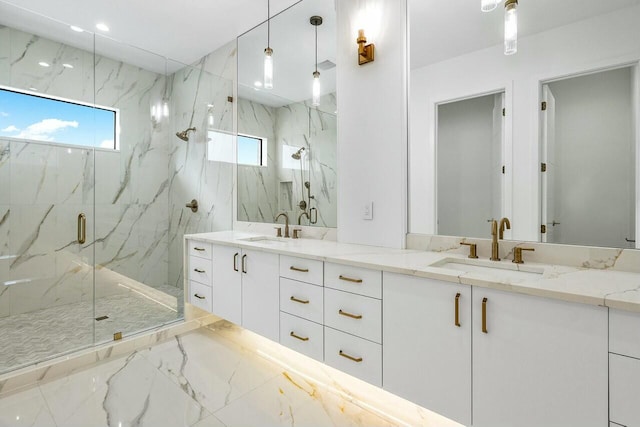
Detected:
[0,88,116,149]
[237,134,263,166]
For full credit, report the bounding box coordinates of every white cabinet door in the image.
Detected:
[472,288,608,427]
[383,273,471,426]
[242,249,279,342]
[212,245,242,325]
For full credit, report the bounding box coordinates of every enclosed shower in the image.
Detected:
[0,4,234,374]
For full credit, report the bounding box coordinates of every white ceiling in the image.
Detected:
[409,0,640,70]
[0,0,301,70]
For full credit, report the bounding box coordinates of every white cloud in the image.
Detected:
[1,125,19,133]
[0,112,8,117]
[100,139,114,148]
[15,119,79,141]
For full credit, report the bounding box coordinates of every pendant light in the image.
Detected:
[310,16,323,107]
[481,0,499,12]
[504,0,518,55]
[264,0,273,89]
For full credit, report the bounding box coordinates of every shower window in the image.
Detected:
[237,134,266,166]
[0,86,118,149]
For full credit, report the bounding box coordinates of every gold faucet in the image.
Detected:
[490,217,511,261]
[298,211,310,225]
[275,213,290,238]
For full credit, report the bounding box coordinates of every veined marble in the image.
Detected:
[187,231,640,313]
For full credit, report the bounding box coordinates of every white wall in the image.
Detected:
[410,5,640,241]
[336,0,408,248]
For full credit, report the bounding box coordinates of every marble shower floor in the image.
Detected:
[0,327,398,427]
[0,291,179,374]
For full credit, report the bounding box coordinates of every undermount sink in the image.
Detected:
[430,258,544,281]
[238,236,289,244]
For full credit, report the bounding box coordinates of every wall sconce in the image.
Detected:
[357,29,375,65]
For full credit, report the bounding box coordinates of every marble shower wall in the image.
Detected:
[238,93,337,227]
[0,25,171,317]
[167,41,236,288]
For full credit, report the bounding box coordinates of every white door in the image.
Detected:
[472,288,608,427]
[541,85,557,243]
[383,273,472,426]
[212,245,242,325]
[241,249,279,342]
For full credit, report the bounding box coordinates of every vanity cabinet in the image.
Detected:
[609,309,640,427]
[186,241,214,312]
[211,244,279,342]
[472,288,608,427]
[383,273,472,426]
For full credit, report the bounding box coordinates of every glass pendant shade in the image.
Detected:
[264,48,273,89]
[312,71,321,106]
[504,1,518,55]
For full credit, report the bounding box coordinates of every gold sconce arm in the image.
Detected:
[357,29,375,65]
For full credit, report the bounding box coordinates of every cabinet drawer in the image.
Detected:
[280,312,324,362]
[188,240,212,259]
[189,281,212,312]
[188,256,213,286]
[610,353,640,427]
[280,278,323,324]
[324,326,382,387]
[610,309,640,359]
[280,255,323,286]
[324,288,381,343]
[325,263,382,299]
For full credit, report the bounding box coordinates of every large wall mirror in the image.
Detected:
[408,0,640,249]
[236,0,337,227]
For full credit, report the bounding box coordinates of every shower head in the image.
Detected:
[176,127,196,142]
[291,147,306,160]
[304,181,310,189]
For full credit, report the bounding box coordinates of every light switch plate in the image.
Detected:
[363,202,373,220]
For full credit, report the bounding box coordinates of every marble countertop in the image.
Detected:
[185,231,640,313]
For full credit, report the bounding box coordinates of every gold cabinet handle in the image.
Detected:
[339,309,362,320]
[455,293,461,327]
[290,296,310,304]
[290,331,309,341]
[339,350,363,363]
[482,297,488,334]
[339,275,363,283]
[194,268,205,273]
[290,266,309,273]
[233,252,239,272]
[242,254,247,274]
[194,294,205,300]
[194,247,206,252]
[77,213,86,244]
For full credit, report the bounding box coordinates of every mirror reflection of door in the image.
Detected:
[541,66,638,248]
[437,92,505,238]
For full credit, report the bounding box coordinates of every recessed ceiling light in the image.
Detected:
[70,25,84,33]
[62,63,74,69]
[38,62,50,67]
[207,104,214,108]
[95,23,110,32]
[254,81,263,88]
[29,87,38,91]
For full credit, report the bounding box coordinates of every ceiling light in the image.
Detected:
[310,16,323,107]
[504,0,518,55]
[29,87,37,91]
[263,0,273,89]
[38,62,50,67]
[96,23,110,32]
[62,63,74,69]
[481,0,499,12]
[254,81,263,88]
[70,25,84,33]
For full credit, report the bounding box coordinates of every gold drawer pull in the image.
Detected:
[194,294,206,300]
[339,350,363,363]
[193,247,206,252]
[194,268,205,273]
[339,275,363,283]
[290,296,310,304]
[455,293,461,327]
[482,297,488,334]
[290,266,309,273]
[290,331,309,341]
[339,309,362,320]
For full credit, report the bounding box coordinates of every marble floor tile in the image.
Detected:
[140,328,279,413]
[191,414,227,427]
[0,387,56,427]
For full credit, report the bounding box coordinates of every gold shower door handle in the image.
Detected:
[77,213,86,244]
